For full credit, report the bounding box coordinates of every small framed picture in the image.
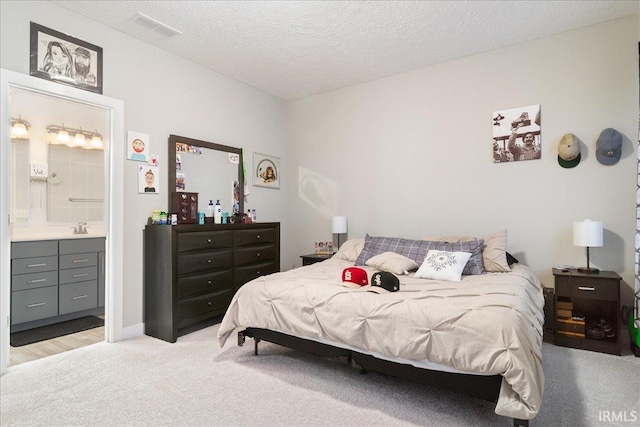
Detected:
[29,22,103,94]
[138,165,159,194]
[253,152,280,189]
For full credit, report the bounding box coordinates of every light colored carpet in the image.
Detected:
[1,324,638,426]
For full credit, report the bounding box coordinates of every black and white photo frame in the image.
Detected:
[30,22,103,94]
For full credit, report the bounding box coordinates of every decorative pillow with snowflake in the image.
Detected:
[414,250,472,282]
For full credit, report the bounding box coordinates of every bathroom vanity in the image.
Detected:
[10,237,105,332]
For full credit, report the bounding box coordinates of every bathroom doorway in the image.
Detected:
[1,68,125,374]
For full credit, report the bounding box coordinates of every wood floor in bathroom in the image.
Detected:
[10,320,105,366]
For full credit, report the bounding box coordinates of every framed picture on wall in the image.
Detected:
[253,152,280,189]
[29,22,103,94]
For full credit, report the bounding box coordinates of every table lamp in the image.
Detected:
[573,219,603,274]
[331,216,348,250]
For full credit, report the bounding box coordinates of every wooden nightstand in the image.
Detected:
[300,253,332,266]
[552,268,621,355]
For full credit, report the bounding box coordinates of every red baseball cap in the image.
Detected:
[341,267,369,288]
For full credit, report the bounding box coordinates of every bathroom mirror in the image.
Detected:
[168,134,244,216]
[9,85,109,225]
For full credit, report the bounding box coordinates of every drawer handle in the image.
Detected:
[27,302,46,308]
[578,286,595,291]
[208,280,212,285]
[72,259,89,263]
[73,273,89,278]
[207,301,212,306]
[256,235,261,239]
[207,238,212,243]
[207,259,212,263]
[256,253,261,257]
[72,295,88,300]
[256,271,260,275]
[28,278,47,283]
[27,263,47,268]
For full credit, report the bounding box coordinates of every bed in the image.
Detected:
[218,231,544,426]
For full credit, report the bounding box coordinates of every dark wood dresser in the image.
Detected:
[144,222,280,342]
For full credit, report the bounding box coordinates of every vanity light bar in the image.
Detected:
[46,124,103,149]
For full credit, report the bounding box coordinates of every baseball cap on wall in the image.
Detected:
[368,271,400,294]
[341,267,369,288]
[557,133,581,168]
[596,128,622,166]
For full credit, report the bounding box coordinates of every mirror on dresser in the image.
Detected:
[168,135,244,218]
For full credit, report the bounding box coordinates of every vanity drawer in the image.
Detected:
[235,228,277,247]
[177,230,233,253]
[555,277,618,301]
[12,256,58,275]
[178,269,234,299]
[178,289,234,326]
[11,286,58,325]
[59,266,98,285]
[59,238,105,255]
[12,271,59,292]
[59,281,98,315]
[59,253,98,270]
[177,249,233,276]
[234,261,278,286]
[234,244,277,266]
[11,240,58,259]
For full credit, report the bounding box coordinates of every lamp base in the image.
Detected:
[577,267,599,274]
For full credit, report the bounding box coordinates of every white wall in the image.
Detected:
[286,15,639,307]
[1,1,288,329]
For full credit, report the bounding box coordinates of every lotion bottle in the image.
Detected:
[214,199,222,224]
[206,200,215,220]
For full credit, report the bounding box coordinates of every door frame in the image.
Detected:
[0,68,124,374]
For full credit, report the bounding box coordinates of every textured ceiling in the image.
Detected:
[52,1,639,100]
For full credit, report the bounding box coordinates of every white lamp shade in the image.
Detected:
[573,220,603,247]
[331,216,348,234]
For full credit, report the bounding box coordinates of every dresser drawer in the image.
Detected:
[234,244,276,266]
[59,266,98,285]
[234,261,278,286]
[555,277,618,301]
[59,281,98,315]
[12,271,59,292]
[11,286,58,325]
[11,240,58,259]
[177,249,234,276]
[178,269,233,299]
[235,228,277,247]
[59,253,98,270]
[12,255,58,275]
[178,289,234,324]
[177,230,233,253]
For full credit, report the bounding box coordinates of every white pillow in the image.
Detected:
[365,251,419,275]
[332,238,365,262]
[414,250,472,282]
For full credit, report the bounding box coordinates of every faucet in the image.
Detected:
[72,221,88,234]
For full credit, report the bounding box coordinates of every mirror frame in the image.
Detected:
[167,134,244,216]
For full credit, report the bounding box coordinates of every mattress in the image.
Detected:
[218,258,545,419]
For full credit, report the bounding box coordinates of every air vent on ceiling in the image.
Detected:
[132,13,182,38]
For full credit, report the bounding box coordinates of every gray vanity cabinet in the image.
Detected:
[10,237,105,332]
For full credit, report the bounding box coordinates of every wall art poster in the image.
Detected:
[253,152,280,189]
[492,104,541,163]
[127,131,149,162]
[138,165,159,194]
[29,22,103,94]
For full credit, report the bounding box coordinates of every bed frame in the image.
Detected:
[238,328,530,427]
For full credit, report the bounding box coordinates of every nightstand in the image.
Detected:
[300,253,332,266]
[552,268,621,355]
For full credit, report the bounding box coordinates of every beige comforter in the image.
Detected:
[218,258,545,420]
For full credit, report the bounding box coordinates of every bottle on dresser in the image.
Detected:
[214,199,222,224]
